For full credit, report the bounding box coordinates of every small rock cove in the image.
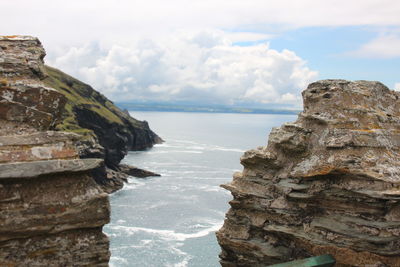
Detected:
[104,112,296,267]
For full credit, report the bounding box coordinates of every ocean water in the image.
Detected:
[103,112,296,267]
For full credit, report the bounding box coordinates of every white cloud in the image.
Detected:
[2,0,397,107]
[224,32,273,43]
[0,0,399,48]
[395,83,400,91]
[348,32,400,58]
[48,30,317,108]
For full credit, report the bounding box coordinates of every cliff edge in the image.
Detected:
[0,35,162,193]
[217,80,400,266]
[0,36,110,265]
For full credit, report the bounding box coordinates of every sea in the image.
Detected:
[103,112,296,267]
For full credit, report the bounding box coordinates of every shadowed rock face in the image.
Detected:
[41,57,163,191]
[0,36,110,266]
[217,80,400,267]
[72,105,161,169]
[42,65,163,170]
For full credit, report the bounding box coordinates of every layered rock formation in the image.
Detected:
[217,80,400,266]
[0,36,110,265]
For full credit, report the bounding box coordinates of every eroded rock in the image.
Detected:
[0,36,110,266]
[217,80,400,267]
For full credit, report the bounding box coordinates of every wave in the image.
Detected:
[154,139,245,153]
[209,146,245,153]
[120,177,146,191]
[154,143,181,148]
[108,221,223,242]
[170,139,200,145]
[198,185,224,192]
[151,150,203,154]
[109,256,128,267]
[166,259,189,267]
[127,201,170,210]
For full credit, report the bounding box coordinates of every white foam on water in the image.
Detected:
[198,185,224,192]
[109,256,128,266]
[208,145,245,153]
[166,259,190,267]
[189,223,208,229]
[165,170,231,174]
[178,195,200,202]
[165,170,197,174]
[185,145,206,150]
[167,139,245,153]
[105,232,118,238]
[141,162,183,166]
[166,177,230,181]
[151,150,204,154]
[122,182,146,191]
[171,139,200,145]
[154,143,180,148]
[141,239,153,245]
[108,221,223,242]
[133,201,170,210]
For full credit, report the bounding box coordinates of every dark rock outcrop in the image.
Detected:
[72,105,160,169]
[119,163,161,178]
[41,64,163,192]
[42,65,163,170]
[217,80,400,266]
[0,36,110,265]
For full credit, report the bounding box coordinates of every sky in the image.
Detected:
[1,0,399,109]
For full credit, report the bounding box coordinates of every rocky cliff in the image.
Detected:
[217,80,400,266]
[0,34,162,193]
[42,64,163,191]
[42,65,162,170]
[0,36,110,265]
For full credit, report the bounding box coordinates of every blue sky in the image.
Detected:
[266,26,399,88]
[1,0,399,109]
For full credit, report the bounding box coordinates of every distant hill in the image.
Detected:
[116,102,300,115]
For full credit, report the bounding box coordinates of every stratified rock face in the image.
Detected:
[217,80,400,267]
[0,36,66,130]
[0,36,110,266]
[0,35,46,79]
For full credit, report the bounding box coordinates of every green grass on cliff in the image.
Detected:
[43,65,135,137]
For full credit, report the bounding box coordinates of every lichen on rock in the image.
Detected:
[217,80,400,266]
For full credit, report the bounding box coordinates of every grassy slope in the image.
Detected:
[43,65,145,138]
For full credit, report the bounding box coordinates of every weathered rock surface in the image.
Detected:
[217,80,400,267]
[0,36,110,266]
[0,36,65,130]
[0,35,47,79]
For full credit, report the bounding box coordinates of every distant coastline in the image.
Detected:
[116,102,300,115]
